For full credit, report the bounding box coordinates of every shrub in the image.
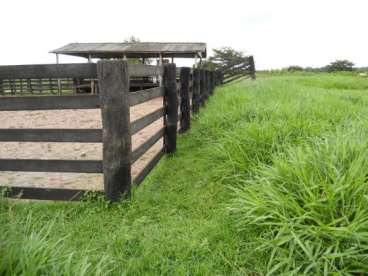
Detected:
[229,126,368,275]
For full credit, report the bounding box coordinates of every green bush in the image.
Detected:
[229,126,368,274]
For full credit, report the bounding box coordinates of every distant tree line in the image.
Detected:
[283,59,362,73]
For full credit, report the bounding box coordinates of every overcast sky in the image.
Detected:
[1,0,367,69]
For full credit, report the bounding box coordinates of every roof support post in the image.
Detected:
[55,54,61,95]
[198,52,203,66]
[88,54,95,94]
[158,53,163,84]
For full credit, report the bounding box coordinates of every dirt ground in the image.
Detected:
[0,97,164,190]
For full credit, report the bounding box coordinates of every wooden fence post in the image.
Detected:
[97,60,131,201]
[207,70,211,98]
[163,63,178,154]
[218,70,223,85]
[199,69,205,106]
[213,71,217,88]
[179,67,191,132]
[249,56,256,80]
[211,71,215,94]
[192,68,200,113]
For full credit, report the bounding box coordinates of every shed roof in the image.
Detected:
[50,42,207,59]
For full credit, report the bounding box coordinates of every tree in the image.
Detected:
[206,47,248,70]
[323,59,355,72]
[202,47,255,81]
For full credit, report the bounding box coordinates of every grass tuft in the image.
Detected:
[230,126,368,274]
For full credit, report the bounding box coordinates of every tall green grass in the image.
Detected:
[230,126,368,274]
[1,73,368,274]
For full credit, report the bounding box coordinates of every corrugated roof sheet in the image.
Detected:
[50,42,207,58]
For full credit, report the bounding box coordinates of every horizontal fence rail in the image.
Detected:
[0,64,164,96]
[129,64,164,77]
[132,128,164,163]
[0,60,228,201]
[0,159,103,173]
[1,187,97,201]
[0,129,102,143]
[129,86,164,106]
[0,95,100,111]
[0,64,97,79]
[134,148,165,186]
[222,55,256,83]
[131,107,165,135]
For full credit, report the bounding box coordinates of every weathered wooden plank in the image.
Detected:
[224,68,251,79]
[132,128,164,163]
[0,186,97,201]
[129,64,164,77]
[0,159,102,173]
[179,67,191,132]
[98,60,131,201]
[133,148,164,186]
[163,64,178,154]
[0,129,102,143]
[131,107,164,135]
[129,86,164,107]
[223,64,249,76]
[223,74,249,84]
[0,95,100,111]
[0,64,97,79]
[249,55,256,80]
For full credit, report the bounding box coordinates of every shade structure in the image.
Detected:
[50,42,207,59]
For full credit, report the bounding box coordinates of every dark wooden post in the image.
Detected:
[217,70,222,85]
[10,80,16,95]
[192,68,200,113]
[38,79,43,94]
[49,79,54,94]
[179,67,190,132]
[218,70,222,85]
[215,71,218,86]
[97,60,131,201]
[249,56,256,80]
[163,63,178,154]
[27,79,32,93]
[199,69,205,106]
[0,79,3,95]
[206,70,211,99]
[210,71,215,94]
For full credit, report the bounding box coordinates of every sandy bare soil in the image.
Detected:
[0,97,164,190]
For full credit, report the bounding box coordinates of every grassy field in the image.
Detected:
[1,73,368,275]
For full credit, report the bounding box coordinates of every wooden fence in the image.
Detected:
[222,55,255,84]
[0,61,223,201]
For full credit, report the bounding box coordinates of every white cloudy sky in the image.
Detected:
[1,0,367,69]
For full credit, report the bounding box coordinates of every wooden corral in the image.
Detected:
[0,61,223,202]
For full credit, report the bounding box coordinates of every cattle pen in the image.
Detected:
[0,60,223,201]
[0,41,258,202]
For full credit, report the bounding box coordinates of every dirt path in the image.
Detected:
[0,97,164,190]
